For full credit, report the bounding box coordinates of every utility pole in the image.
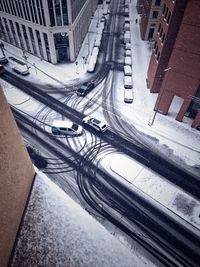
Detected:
[148,67,171,126]
[75,61,79,74]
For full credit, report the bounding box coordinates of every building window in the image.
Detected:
[28,27,37,54]
[43,33,51,62]
[47,0,55,26]
[160,28,163,37]
[15,22,24,49]
[148,28,155,39]
[167,11,171,24]
[62,0,68,25]
[155,46,158,55]
[164,7,168,20]
[22,24,31,52]
[161,33,165,43]
[155,0,161,6]
[158,23,161,33]
[0,18,6,40]
[40,0,46,26]
[55,0,62,26]
[36,29,44,57]
[3,18,12,44]
[152,11,159,19]
[162,4,166,15]
[154,41,157,50]
[9,20,18,46]
[157,51,160,61]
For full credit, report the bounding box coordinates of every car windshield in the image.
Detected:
[80,85,87,89]
[92,118,101,125]
[71,123,78,131]
[78,88,85,93]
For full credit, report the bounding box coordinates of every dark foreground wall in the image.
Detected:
[0,87,35,267]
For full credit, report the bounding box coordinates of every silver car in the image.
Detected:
[52,120,83,136]
[82,116,108,132]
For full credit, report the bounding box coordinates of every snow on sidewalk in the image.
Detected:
[107,153,200,231]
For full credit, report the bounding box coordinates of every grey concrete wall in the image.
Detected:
[0,87,35,267]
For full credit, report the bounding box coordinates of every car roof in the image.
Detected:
[83,81,92,85]
[91,118,101,124]
[52,120,73,128]
[124,89,133,97]
[13,65,28,71]
[124,76,132,82]
[91,118,106,127]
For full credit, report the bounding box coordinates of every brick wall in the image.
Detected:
[0,88,35,267]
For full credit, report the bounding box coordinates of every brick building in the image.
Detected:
[139,0,164,41]
[146,0,200,128]
[136,0,143,14]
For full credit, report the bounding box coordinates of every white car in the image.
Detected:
[51,120,83,136]
[124,89,133,103]
[12,65,30,76]
[82,116,108,132]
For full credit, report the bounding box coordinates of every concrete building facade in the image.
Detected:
[139,0,164,41]
[147,0,200,128]
[0,0,98,64]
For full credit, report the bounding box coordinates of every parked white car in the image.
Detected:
[125,56,132,66]
[124,89,133,103]
[124,65,132,76]
[12,65,30,75]
[124,76,133,89]
[82,116,108,132]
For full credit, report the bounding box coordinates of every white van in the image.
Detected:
[12,64,30,75]
[125,56,132,66]
[124,65,132,76]
[51,120,83,136]
[124,89,133,103]
[124,76,133,89]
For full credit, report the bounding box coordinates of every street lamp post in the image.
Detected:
[82,56,85,70]
[148,67,171,126]
[75,61,79,74]
[87,32,90,56]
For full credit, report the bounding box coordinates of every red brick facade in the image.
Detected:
[139,0,164,40]
[136,0,143,14]
[147,0,200,128]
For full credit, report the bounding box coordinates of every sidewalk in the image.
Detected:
[101,153,200,233]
